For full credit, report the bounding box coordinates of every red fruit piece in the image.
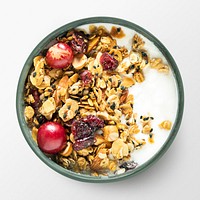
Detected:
[69,31,88,54]
[82,115,104,131]
[46,42,73,69]
[100,52,118,70]
[73,136,94,151]
[37,122,66,154]
[31,89,40,110]
[71,115,104,151]
[71,120,92,140]
[80,70,92,86]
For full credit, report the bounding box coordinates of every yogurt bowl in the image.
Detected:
[16,17,184,182]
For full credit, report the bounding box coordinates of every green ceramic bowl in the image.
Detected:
[16,17,184,183]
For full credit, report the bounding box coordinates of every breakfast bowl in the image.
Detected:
[16,17,184,182]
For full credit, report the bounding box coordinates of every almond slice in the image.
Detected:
[72,54,87,70]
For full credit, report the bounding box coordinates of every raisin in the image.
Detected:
[100,52,118,71]
[119,161,138,171]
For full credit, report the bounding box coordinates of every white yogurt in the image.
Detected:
[79,23,178,166]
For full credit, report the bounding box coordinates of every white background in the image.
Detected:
[0,0,199,199]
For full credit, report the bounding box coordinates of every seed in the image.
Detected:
[51,84,56,90]
[117,27,121,32]
[143,117,149,121]
[110,102,116,110]
[150,128,153,132]
[118,80,121,85]
[130,103,133,108]
[126,122,130,126]
[68,105,71,109]
[93,66,97,69]
[120,86,125,90]
[63,113,67,118]
[33,72,37,77]
[129,65,135,69]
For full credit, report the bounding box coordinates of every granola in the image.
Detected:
[24,25,172,176]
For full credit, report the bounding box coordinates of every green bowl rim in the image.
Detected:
[16,16,184,183]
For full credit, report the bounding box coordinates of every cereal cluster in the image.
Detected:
[24,25,172,176]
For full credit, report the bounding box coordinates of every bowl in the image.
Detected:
[16,17,184,182]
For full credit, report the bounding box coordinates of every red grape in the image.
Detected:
[37,122,66,154]
[46,43,73,69]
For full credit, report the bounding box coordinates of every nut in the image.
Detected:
[150,58,169,73]
[90,149,109,171]
[94,134,105,145]
[68,73,79,86]
[132,34,145,50]
[87,36,100,53]
[72,54,87,70]
[103,125,119,142]
[133,71,144,83]
[54,75,69,104]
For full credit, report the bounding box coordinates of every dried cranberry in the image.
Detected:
[73,136,94,151]
[100,52,118,71]
[69,31,88,54]
[71,120,92,140]
[80,70,92,86]
[30,89,40,110]
[82,115,104,131]
[71,115,104,150]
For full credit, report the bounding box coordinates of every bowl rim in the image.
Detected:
[16,16,184,183]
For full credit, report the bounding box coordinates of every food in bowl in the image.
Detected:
[23,23,178,176]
